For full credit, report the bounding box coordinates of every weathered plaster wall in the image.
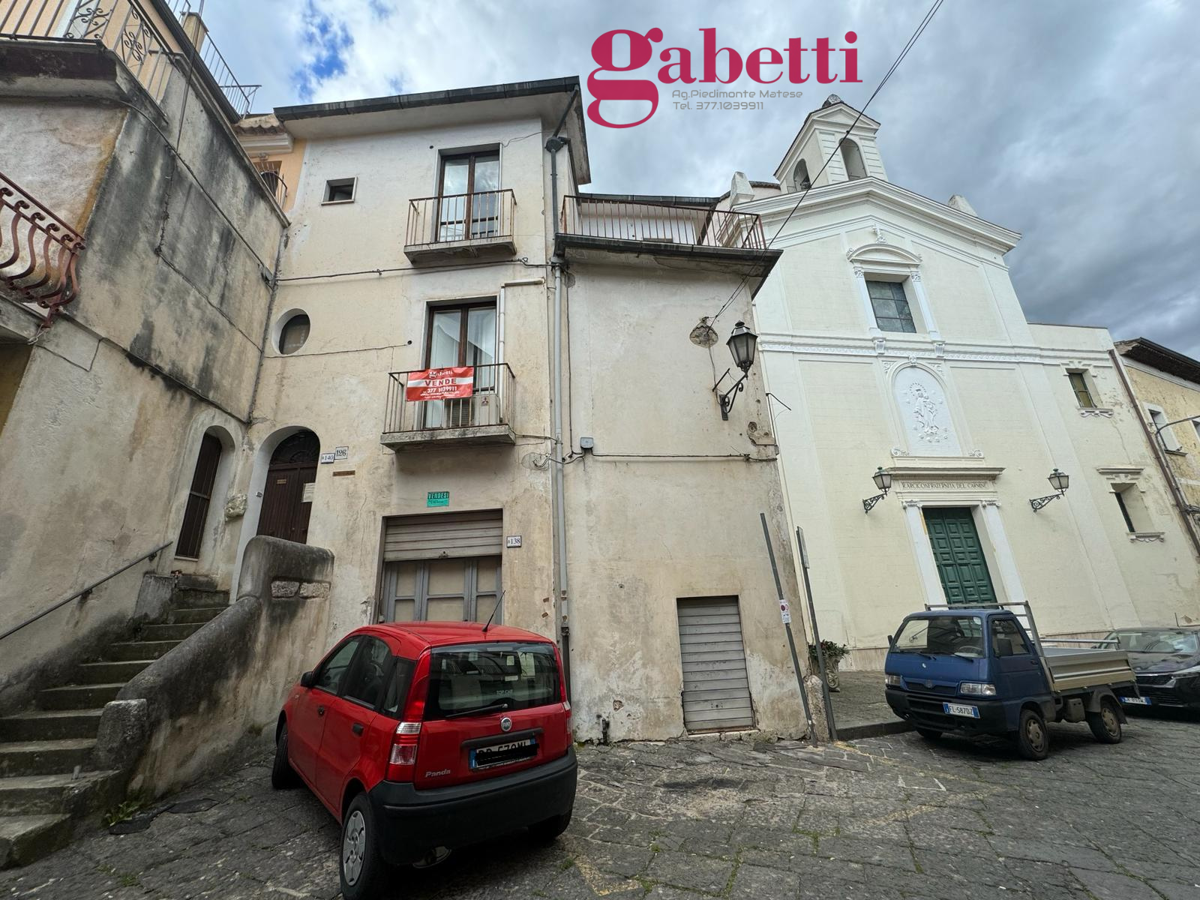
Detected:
[1120,359,1200,512]
[562,262,816,742]
[0,46,284,695]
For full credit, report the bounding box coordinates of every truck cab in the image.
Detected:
[884,607,1134,760]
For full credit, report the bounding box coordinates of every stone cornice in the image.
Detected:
[757,332,1117,367]
[735,177,1021,253]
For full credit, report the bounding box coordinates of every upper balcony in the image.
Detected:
[403,190,517,265]
[381,363,515,450]
[555,195,780,277]
[0,169,84,324]
[0,0,259,119]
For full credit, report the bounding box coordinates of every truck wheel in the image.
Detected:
[340,794,387,900]
[1016,709,1050,761]
[916,728,942,741]
[271,724,299,789]
[529,809,572,843]
[1087,698,1123,744]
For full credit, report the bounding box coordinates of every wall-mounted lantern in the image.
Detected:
[713,321,758,420]
[862,467,893,513]
[1030,468,1070,511]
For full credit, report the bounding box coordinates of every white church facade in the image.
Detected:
[729,97,1200,669]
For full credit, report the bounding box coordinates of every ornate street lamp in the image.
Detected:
[1030,468,1069,511]
[863,467,893,513]
[713,321,758,420]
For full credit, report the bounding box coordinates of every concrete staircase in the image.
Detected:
[0,583,228,868]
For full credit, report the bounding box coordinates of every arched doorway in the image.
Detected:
[257,429,319,544]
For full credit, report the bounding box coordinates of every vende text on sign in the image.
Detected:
[406,367,474,402]
[427,491,450,508]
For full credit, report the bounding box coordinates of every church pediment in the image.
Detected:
[846,241,923,269]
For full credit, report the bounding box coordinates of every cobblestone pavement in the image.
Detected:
[3,713,1200,899]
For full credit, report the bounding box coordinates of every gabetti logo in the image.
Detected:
[588,28,862,128]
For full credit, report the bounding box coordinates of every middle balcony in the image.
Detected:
[403,190,517,264]
[382,362,516,450]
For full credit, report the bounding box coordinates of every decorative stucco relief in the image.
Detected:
[893,366,961,455]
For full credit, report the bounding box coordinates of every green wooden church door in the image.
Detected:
[922,507,997,606]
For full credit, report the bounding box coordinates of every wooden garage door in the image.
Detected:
[677,597,754,733]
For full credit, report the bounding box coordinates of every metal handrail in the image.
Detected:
[405,189,517,249]
[0,540,171,643]
[560,195,768,251]
[0,168,85,319]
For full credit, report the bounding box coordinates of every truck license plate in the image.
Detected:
[1120,696,1150,706]
[943,702,980,718]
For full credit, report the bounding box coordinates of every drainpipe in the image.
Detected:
[1110,349,1200,561]
[546,120,572,699]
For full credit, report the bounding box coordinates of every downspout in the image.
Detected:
[546,90,577,700]
[1110,349,1200,560]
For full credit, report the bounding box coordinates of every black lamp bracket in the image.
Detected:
[713,368,748,420]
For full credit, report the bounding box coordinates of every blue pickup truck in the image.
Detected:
[884,606,1138,760]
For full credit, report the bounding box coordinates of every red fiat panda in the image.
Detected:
[271,623,576,899]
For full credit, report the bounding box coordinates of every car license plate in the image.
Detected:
[1121,696,1150,706]
[469,736,537,770]
[943,702,980,718]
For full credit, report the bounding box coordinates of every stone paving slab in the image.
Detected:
[3,715,1200,899]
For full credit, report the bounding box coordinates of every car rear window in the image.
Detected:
[423,642,560,721]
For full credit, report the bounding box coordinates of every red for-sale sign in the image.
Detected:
[406,366,474,401]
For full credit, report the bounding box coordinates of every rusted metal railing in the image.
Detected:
[405,190,516,248]
[257,168,288,207]
[560,196,768,251]
[384,363,514,435]
[0,170,84,318]
[0,0,259,116]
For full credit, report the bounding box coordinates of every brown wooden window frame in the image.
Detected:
[423,299,498,368]
[1068,370,1095,408]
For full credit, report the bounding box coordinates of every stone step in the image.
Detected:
[0,740,95,778]
[136,622,201,642]
[75,660,153,685]
[172,588,230,609]
[37,684,123,712]
[0,710,102,742]
[0,813,73,869]
[104,640,180,662]
[167,606,227,625]
[0,770,122,817]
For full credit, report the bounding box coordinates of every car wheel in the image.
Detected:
[271,724,299,789]
[340,794,387,900]
[915,727,942,741]
[1087,698,1123,744]
[529,809,572,843]
[1016,708,1050,761]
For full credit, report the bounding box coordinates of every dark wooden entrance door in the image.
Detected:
[258,431,319,544]
[176,433,222,559]
[923,507,997,606]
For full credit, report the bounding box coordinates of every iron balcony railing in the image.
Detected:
[405,190,516,249]
[0,169,84,319]
[256,168,288,207]
[384,363,514,436]
[0,0,259,116]
[560,196,768,251]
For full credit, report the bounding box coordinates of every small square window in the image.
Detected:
[866,280,916,333]
[323,178,356,204]
[1067,371,1095,408]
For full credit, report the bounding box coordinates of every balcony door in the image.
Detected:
[424,301,496,429]
[437,151,500,241]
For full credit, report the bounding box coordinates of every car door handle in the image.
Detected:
[317,705,326,716]
[352,723,364,736]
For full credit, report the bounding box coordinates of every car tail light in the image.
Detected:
[385,652,431,782]
[553,645,571,738]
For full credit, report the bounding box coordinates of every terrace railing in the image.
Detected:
[560,196,768,251]
[384,363,515,437]
[405,190,517,249]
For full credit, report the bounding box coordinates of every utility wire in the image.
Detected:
[710,0,946,326]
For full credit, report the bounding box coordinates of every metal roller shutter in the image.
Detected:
[383,510,503,561]
[676,597,755,733]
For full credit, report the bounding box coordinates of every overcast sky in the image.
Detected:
[207,0,1200,356]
